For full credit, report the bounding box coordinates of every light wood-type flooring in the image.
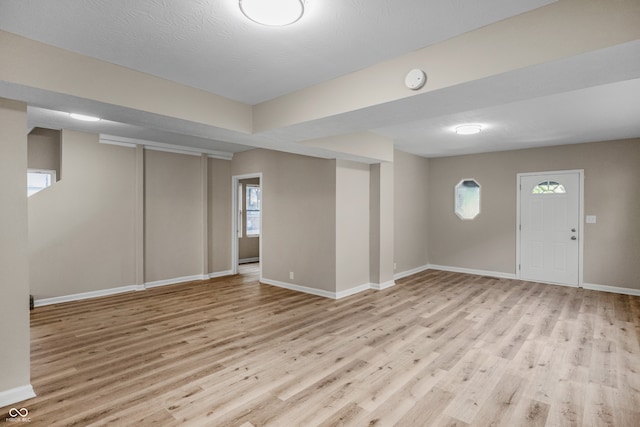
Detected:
[3,265,640,426]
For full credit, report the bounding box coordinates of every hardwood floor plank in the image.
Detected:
[315,401,366,427]
[522,343,567,405]
[470,373,527,427]
[589,339,618,388]
[3,265,639,426]
[354,348,441,413]
[544,381,584,426]
[583,383,618,427]
[496,321,534,360]
[441,354,510,423]
[509,398,550,427]
[377,386,455,427]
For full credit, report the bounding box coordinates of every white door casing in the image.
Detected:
[517,171,583,286]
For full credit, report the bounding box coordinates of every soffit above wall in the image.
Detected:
[0,0,555,105]
[1,0,639,159]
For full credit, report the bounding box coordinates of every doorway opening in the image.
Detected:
[231,173,262,277]
[516,170,583,287]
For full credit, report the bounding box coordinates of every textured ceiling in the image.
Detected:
[0,0,555,104]
[377,78,640,157]
[1,0,639,159]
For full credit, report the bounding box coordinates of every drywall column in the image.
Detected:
[335,160,370,294]
[201,154,209,276]
[135,145,144,287]
[370,161,395,289]
[0,98,34,406]
[208,158,232,275]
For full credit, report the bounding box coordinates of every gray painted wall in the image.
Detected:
[24,134,640,302]
[27,127,61,179]
[336,160,370,292]
[208,157,232,273]
[29,130,137,298]
[0,99,31,399]
[394,150,429,275]
[232,149,337,292]
[428,138,640,290]
[144,149,203,283]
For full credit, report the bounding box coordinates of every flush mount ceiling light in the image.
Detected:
[69,113,101,122]
[455,124,482,135]
[240,0,304,26]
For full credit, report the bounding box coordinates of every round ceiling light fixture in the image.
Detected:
[240,0,305,26]
[455,124,482,135]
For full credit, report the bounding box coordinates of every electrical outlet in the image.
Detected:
[289,271,294,280]
[394,262,397,270]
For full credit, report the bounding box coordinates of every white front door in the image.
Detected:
[519,171,581,286]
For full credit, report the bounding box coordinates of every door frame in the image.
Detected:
[515,169,584,287]
[231,173,262,277]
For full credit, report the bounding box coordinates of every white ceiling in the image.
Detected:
[1,0,639,159]
[0,0,555,104]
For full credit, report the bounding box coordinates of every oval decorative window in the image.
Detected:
[455,179,480,219]
[532,180,566,194]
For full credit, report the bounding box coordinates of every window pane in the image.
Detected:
[245,184,261,236]
[455,179,480,219]
[27,171,54,196]
[246,211,260,235]
[532,180,566,194]
[237,183,243,238]
[246,186,261,210]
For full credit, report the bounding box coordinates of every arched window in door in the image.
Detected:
[532,180,566,194]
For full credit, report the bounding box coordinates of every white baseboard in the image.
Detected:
[261,278,397,300]
[0,384,35,408]
[34,284,144,307]
[208,270,234,279]
[371,280,396,291]
[144,274,207,289]
[395,264,640,297]
[34,272,237,307]
[518,278,579,288]
[260,278,337,299]
[336,283,372,299]
[394,264,430,280]
[33,270,639,309]
[239,257,259,264]
[583,282,640,296]
[427,264,517,280]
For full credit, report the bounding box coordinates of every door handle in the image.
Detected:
[571,236,577,240]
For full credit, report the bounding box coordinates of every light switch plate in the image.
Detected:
[586,215,597,224]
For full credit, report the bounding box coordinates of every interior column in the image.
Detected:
[0,98,35,406]
[370,161,395,289]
